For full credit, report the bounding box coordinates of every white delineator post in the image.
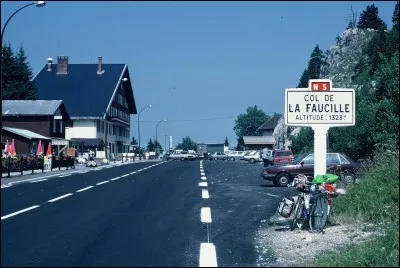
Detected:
[285,79,355,179]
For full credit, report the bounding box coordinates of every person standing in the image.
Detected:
[262,147,272,167]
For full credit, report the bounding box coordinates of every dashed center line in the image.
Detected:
[202,189,209,199]
[1,205,40,220]
[201,172,205,176]
[76,186,94,192]
[96,180,109,185]
[48,193,73,203]
[130,171,137,175]
[110,177,121,181]
[199,243,218,267]
[121,174,129,177]
[199,182,208,187]
[200,207,212,223]
[201,176,207,181]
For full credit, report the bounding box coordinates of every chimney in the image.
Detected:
[97,56,104,74]
[56,56,68,74]
[47,57,53,71]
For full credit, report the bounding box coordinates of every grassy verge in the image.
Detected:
[303,146,399,267]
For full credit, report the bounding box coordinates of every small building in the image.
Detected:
[242,136,275,150]
[2,100,72,155]
[34,56,137,158]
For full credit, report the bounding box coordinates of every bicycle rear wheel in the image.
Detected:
[309,195,329,233]
[290,195,305,231]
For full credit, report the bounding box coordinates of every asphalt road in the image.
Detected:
[1,159,293,267]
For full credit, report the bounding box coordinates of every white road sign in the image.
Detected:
[285,87,355,127]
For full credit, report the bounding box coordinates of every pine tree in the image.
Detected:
[393,1,399,28]
[147,139,154,151]
[1,43,37,100]
[297,45,324,87]
[357,4,387,30]
[224,137,229,147]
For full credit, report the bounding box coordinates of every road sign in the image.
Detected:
[284,79,356,177]
[285,80,355,127]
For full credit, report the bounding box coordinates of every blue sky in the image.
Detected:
[1,1,397,148]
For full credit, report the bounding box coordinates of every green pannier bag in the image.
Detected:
[312,173,339,184]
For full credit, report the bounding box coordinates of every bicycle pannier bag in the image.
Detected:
[278,196,295,218]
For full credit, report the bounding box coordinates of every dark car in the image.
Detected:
[260,152,362,187]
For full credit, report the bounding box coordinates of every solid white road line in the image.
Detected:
[59,174,72,177]
[1,205,40,220]
[201,176,207,181]
[110,177,121,181]
[29,179,48,183]
[201,207,212,223]
[199,243,218,267]
[76,186,94,192]
[199,182,208,187]
[48,193,73,203]
[96,180,109,185]
[202,189,209,199]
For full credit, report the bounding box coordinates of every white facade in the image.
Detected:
[66,119,131,155]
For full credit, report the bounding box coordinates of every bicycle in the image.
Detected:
[290,174,338,233]
[327,165,356,187]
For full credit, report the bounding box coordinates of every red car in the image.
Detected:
[271,149,294,164]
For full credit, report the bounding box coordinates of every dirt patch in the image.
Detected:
[254,211,385,267]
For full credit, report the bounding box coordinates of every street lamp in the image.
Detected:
[1,1,46,178]
[155,119,166,157]
[137,105,152,160]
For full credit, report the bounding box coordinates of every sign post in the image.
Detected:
[284,79,355,178]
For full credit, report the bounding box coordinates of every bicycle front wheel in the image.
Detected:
[290,195,304,231]
[309,195,329,233]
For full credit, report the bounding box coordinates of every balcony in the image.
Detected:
[110,116,129,127]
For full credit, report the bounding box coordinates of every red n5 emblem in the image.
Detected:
[311,82,331,91]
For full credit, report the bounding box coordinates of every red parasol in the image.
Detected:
[5,140,10,154]
[37,140,43,156]
[9,139,16,156]
[46,143,52,157]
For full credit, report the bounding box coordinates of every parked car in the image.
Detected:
[209,152,229,160]
[260,152,362,187]
[266,149,295,165]
[243,150,263,164]
[227,151,245,161]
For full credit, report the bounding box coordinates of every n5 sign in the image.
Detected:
[284,81,355,127]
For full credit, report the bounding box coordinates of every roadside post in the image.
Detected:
[284,79,355,177]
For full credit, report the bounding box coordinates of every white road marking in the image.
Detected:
[48,193,73,203]
[201,207,212,223]
[199,243,218,267]
[200,169,204,172]
[1,184,12,188]
[121,174,129,177]
[201,172,205,176]
[30,179,48,183]
[137,169,143,172]
[1,205,40,220]
[130,171,137,175]
[202,189,209,199]
[76,186,94,192]
[110,177,121,181]
[199,182,208,187]
[201,176,207,181]
[266,193,281,198]
[59,174,72,177]
[96,180,109,185]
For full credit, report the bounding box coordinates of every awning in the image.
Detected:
[70,138,104,147]
[243,136,275,145]
[2,127,51,140]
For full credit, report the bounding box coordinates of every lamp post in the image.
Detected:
[155,119,166,157]
[137,105,152,160]
[1,1,46,178]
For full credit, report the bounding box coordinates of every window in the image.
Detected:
[327,153,340,164]
[97,120,100,131]
[339,154,350,164]
[53,119,56,133]
[302,154,314,165]
[60,120,64,133]
[101,121,104,133]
